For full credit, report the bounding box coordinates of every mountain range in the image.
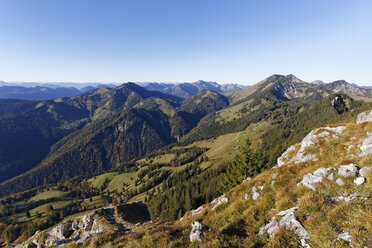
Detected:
[1,74,372,247]
[0,80,245,101]
[139,80,249,99]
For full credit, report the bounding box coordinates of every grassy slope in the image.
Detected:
[348,95,372,103]
[28,190,70,202]
[1,187,109,226]
[86,128,260,200]
[90,119,372,248]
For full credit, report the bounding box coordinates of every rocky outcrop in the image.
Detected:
[189,221,209,242]
[277,127,345,166]
[16,208,118,247]
[297,167,335,190]
[356,110,372,123]
[360,132,372,155]
[190,206,204,216]
[327,173,334,181]
[331,192,369,202]
[259,207,309,245]
[252,186,260,200]
[354,177,366,185]
[338,164,359,177]
[45,222,74,246]
[337,232,352,242]
[211,195,228,210]
[243,176,252,182]
[258,218,279,238]
[336,178,345,186]
[277,145,296,167]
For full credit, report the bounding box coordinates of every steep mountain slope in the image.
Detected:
[181,74,327,144]
[3,85,372,247]
[226,74,372,105]
[225,74,326,104]
[0,90,227,197]
[0,83,181,185]
[134,90,230,139]
[142,94,370,221]
[166,112,372,248]
[170,90,230,139]
[324,80,372,97]
[261,94,367,165]
[0,99,38,118]
[0,108,175,197]
[14,109,372,248]
[181,74,372,146]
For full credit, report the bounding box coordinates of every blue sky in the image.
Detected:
[0,0,371,85]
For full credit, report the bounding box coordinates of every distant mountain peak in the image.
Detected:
[285,74,305,83]
[330,80,349,85]
[311,80,324,85]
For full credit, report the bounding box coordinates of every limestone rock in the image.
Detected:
[272,172,278,179]
[356,110,372,123]
[360,166,372,177]
[336,178,345,186]
[258,184,265,191]
[32,239,42,248]
[277,145,296,167]
[189,221,209,242]
[45,222,73,246]
[258,218,279,238]
[190,206,204,216]
[279,211,309,240]
[252,186,260,200]
[332,192,368,202]
[278,127,345,167]
[258,206,309,241]
[243,177,252,182]
[297,167,336,190]
[300,238,311,248]
[211,195,228,210]
[337,232,352,242]
[360,132,372,155]
[277,206,299,216]
[338,164,359,177]
[354,177,366,185]
[327,173,334,181]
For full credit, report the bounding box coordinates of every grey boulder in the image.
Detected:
[189,221,209,242]
[338,164,359,177]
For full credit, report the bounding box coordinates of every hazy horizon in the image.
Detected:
[1,73,371,87]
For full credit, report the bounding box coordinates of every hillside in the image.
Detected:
[13,109,372,248]
[0,83,181,185]
[0,90,228,197]
[226,74,372,104]
[1,74,368,188]
[2,74,372,246]
[180,74,328,144]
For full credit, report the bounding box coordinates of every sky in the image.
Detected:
[0,0,371,85]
